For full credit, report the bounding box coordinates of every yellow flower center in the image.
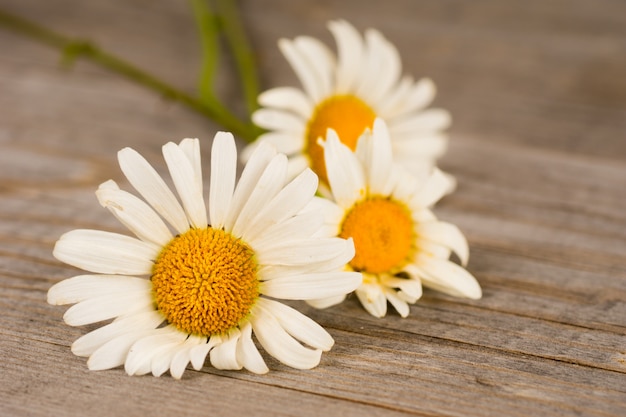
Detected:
[339,198,414,274]
[151,227,259,336]
[306,95,376,184]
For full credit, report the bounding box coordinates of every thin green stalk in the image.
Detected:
[190,0,221,106]
[0,9,259,142]
[215,0,261,119]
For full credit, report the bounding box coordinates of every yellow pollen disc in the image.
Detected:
[151,227,259,336]
[306,95,376,184]
[340,198,414,274]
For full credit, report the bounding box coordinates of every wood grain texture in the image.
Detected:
[1,0,625,416]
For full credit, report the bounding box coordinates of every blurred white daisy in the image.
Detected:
[311,118,481,318]
[244,19,451,186]
[48,133,360,378]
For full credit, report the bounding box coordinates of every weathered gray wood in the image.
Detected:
[0,0,625,416]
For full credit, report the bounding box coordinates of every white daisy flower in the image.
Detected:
[311,118,481,318]
[244,19,452,187]
[48,133,361,378]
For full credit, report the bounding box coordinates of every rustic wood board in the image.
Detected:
[0,0,624,416]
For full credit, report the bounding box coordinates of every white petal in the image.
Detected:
[411,168,450,208]
[376,76,414,117]
[247,132,305,157]
[412,207,438,223]
[151,328,202,378]
[178,138,202,180]
[189,337,217,371]
[236,322,269,374]
[232,154,288,239]
[390,168,421,203]
[322,129,366,208]
[371,33,402,103]
[442,171,458,195]
[396,290,420,304]
[125,327,187,376]
[117,147,189,234]
[48,274,151,305]
[252,108,305,133]
[416,239,451,259]
[391,134,448,160]
[383,287,410,317]
[71,310,164,357]
[292,35,335,99]
[53,230,157,276]
[162,142,207,228]
[239,139,261,164]
[225,142,276,231]
[417,256,482,299]
[355,282,387,318]
[251,303,323,369]
[259,238,355,278]
[209,132,237,229]
[381,274,423,301]
[87,330,154,371]
[303,196,344,238]
[396,78,437,116]
[286,154,310,181]
[258,87,313,119]
[170,334,205,379]
[256,236,352,266]
[250,210,323,252]
[360,119,393,195]
[418,221,469,266]
[96,181,173,248]
[262,270,361,301]
[356,29,400,104]
[243,168,318,243]
[258,298,334,351]
[306,294,346,309]
[328,20,364,94]
[62,289,154,326]
[278,38,324,103]
[210,330,242,370]
[390,109,451,136]
[151,342,182,377]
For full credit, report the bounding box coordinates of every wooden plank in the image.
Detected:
[0,0,625,416]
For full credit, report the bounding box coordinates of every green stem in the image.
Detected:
[215,0,261,119]
[190,0,221,106]
[0,9,259,142]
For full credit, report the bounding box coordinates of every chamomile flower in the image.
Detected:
[245,19,451,186]
[48,133,360,378]
[312,118,481,318]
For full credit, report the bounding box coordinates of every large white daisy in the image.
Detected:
[48,133,361,378]
[311,118,481,318]
[244,19,451,186]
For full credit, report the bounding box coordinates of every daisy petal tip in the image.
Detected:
[254,366,270,375]
[46,284,63,305]
[116,146,134,159]
[61,310,81,327]
[344,236,356,256]
[418,77,436,91]
[322,337,335,352]
[277,38,293,53]
[87,353,117,372]
[467,283,483,300]
[70,341,87,357]
[214,131,235,143]
[245,359,270,375]
[171,373,183,380]
[97,179,119,191]
[180,137,199,147]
